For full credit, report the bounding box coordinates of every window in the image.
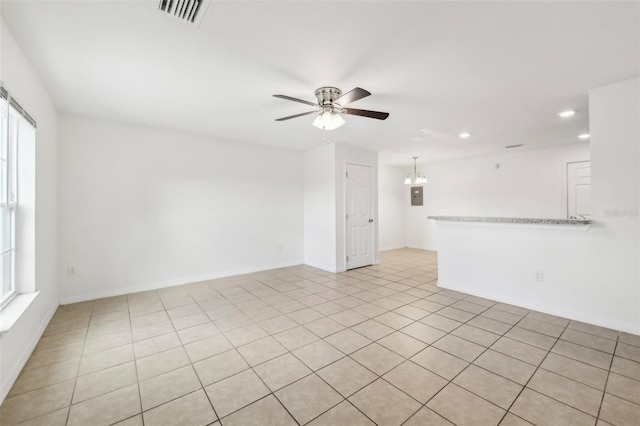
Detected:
[0,86,36,307]
[1,94,15,305]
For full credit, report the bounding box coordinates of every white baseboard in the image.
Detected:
[303,259,339,274]
[1,302,58,404]
[438,280,640,336]
[59,260,304,304]
[406,243,436,251]
[379,245,407,251]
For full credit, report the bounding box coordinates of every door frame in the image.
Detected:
[565,160,591,219]
[344,161,375,271]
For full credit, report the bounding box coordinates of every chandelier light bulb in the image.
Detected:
[405,157,427,185]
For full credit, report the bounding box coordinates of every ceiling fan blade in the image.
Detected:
[273,94,317,107]
[335,87,371,105]
[275,111,317,121]
[342,108,389,120]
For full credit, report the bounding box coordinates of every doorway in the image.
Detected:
[567,161,591,219]
[346,163,373,270]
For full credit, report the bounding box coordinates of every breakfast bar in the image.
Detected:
[428,215,605,328]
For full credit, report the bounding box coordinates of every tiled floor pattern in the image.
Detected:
[2,248,640,425]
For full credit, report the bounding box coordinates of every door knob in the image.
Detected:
[369,219,374,222]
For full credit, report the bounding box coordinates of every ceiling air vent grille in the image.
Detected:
[157,0,209,25]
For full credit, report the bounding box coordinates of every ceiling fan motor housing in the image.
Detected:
[315,87,342,106]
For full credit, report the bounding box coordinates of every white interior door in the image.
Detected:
[567,161,591,219]
[346,164,373,270]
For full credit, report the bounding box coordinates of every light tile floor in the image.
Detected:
[2,248,640,425]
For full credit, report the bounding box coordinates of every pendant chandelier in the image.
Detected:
[404,156,428,185]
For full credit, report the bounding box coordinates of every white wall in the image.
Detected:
[437,77,639,334]
[587,77,639,332]
[406,182,436,250]
[303,143,336,272]
[378,165,406,250]
[304,143,379,272]
[0,19,60,402]
[58,115,304,302]
[407,143,590,250]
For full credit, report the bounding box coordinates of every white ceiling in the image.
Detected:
[1,1,638,165]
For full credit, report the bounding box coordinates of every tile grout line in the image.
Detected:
[228,269,370,424]
[403,299,611,424]
[129,296,145,426]
[64,301,93,426]
[223,266,437,425]
[231,315,375,424]
[218,341,304,425]
[193,271,372,424]
[402,300,522,425]
[26,271,483,424]
[494,315,618,423]
[595,335,619,423]
[306,291,501,424]
[5,252,639,426]
[491,310,571,425]
[145,297,215,422]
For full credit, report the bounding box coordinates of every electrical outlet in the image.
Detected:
[534,271,544,283]
[67,265,77,276]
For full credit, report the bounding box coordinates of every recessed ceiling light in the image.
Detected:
[411,137,423,141]
[558,110,576,118]
[578,133,590,139]
[459,132,471,138]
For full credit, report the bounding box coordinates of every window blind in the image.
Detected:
[0,84,37,129]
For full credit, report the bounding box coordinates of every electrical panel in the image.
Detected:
[411,186,423,206]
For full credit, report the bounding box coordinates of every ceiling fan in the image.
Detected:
[273,87,389,130]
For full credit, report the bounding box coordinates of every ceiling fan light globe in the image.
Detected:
[330,113,345,129]
[312,110,345,131]
[312,115,324,129]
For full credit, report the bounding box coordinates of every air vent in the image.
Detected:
[157,0,210,25]
[505,144,524,149]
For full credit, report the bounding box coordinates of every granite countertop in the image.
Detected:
[428,216,591,225]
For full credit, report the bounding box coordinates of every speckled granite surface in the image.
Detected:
[428,216,591,225]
